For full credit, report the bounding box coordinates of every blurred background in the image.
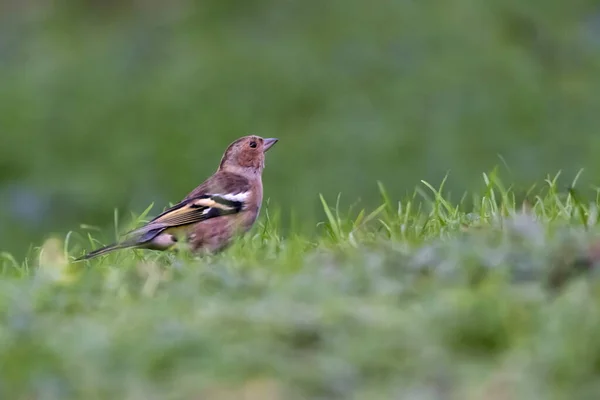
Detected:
[1,0,599,258]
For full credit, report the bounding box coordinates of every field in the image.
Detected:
[3,1,600,398]
[2,174,600,399]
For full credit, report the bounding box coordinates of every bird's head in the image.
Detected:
[218,135,278,175]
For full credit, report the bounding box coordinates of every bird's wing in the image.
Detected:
[119,172,253,245]
[122,192,250,244]
[150,193,248,226]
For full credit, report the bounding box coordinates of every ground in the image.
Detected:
[2,173,600,400]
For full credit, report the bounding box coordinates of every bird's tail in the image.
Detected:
[74,242,132,261]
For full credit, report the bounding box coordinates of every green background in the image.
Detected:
[1,0,599,257]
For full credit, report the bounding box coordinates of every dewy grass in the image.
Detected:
[3,171,600,399]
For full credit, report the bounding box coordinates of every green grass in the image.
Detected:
[3,172,600,399]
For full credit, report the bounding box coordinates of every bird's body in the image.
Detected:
[76,135,278,261]
[183,171,263,254]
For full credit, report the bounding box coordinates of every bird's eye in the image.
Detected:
[249,141,257,148]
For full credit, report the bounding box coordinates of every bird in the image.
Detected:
[75,135,278,261]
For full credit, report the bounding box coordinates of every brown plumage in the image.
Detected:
[75,135,278,260]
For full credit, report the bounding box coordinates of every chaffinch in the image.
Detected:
[76,135,278,260]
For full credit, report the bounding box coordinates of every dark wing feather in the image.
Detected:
[122,194,245,244]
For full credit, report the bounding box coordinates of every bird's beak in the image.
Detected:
[263,138,278,152]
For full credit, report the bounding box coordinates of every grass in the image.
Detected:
[3,171,600,399]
